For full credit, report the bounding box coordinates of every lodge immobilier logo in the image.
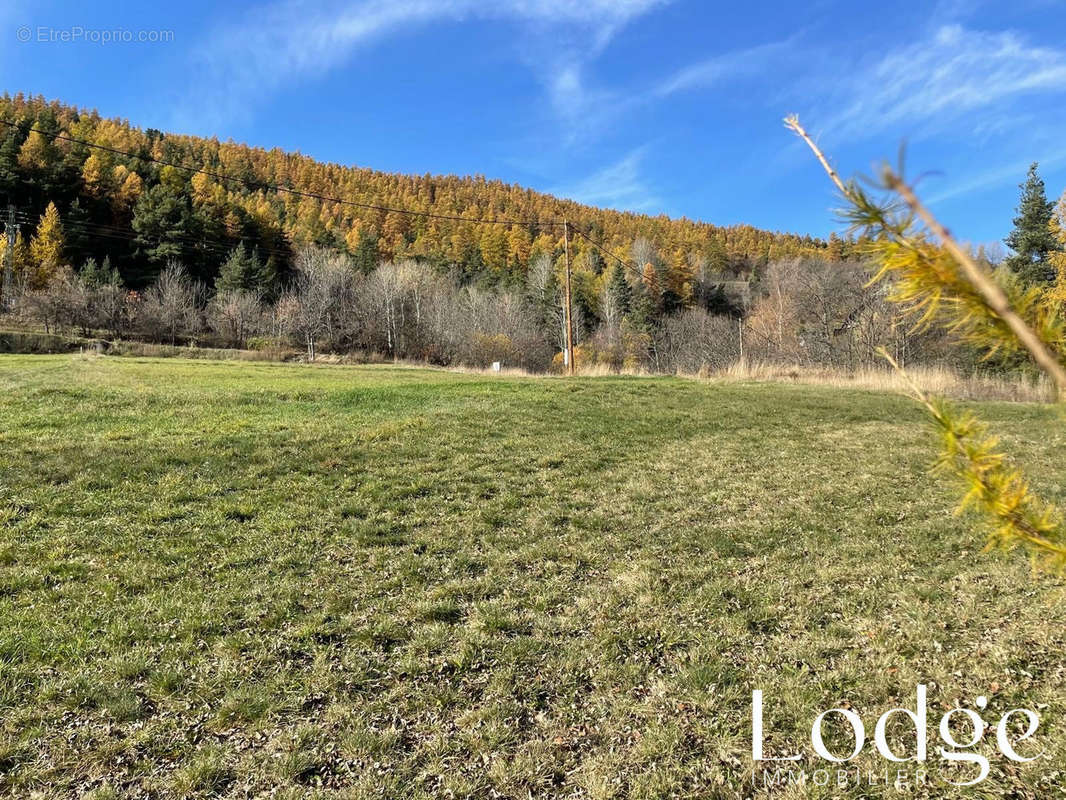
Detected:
[751,685,1043,788]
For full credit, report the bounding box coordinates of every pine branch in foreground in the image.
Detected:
[882,349,1066,572]
[785,115,1066,572]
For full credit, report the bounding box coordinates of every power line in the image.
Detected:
[9,209,297,270]
[10,186,295,262]
[571,227,632,272]
[10,200,619,275]
[12,211,206,249]
[0,119,562,230]
[49,216,287,258]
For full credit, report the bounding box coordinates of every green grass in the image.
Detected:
[0,354,1063,798]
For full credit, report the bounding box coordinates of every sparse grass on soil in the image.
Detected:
[0,355,1063,799]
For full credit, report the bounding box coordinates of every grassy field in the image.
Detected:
[0,355,1063,798]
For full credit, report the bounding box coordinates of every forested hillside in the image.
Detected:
[7,94,1059,377]
[0,94,836,292]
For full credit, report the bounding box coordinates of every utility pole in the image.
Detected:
[2,205,15,311]
[562,219,575,376]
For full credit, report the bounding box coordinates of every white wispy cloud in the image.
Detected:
[551,146,659,211]
[924,150,1066,205]
[545,31,802,145]
[653,21,1066,149]
[655,36,798,97]
[540,60,638,145]
[822,24,1066,141]
[181,0,669,129]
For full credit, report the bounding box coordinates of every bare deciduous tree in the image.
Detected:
[656,308,740,374]
[135,263,203,345]
[207,289,263,348]
[278,248,355,361]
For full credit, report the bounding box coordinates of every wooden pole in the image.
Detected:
[563,220,575,376]
[2,205,14,310]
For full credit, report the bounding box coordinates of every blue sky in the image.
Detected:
[2,0,1066,247]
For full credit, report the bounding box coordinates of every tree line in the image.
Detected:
[4,236,998,375]
[2,94,1063,376]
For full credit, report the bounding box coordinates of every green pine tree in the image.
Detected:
[0,127,22,204]
[99,256,121,286]
[215,242,264,291]
[100,257,120,288]
[704,237,728,274]
[1004,163,1061,284]
[627,281,654,334]
[80,257,101,286]
[352,231,380,275]
[131,183,195,283]
[606,262,631,315]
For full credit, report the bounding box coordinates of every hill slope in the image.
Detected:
[0,94,832,287]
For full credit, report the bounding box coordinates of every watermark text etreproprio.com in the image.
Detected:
[16,25,174,45]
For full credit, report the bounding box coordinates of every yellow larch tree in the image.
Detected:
[29,202,65,288]
[1049,192,1066,309]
